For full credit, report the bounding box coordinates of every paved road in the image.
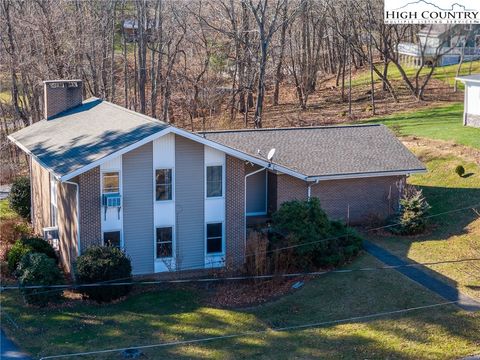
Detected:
[1,329,31,360]
[363,240,480,311]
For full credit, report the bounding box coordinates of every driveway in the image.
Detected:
[1,329,31,360]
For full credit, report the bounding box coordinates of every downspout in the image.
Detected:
[244,166,268,259]
[307,179,320,199]
[29,157,34,225]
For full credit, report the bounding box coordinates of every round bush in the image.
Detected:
[17,253,63,306]
[76,246,132,303]
[8,177,31,219]
[271,198,362,270]
[455,165,465,177]
[7,237,57,274]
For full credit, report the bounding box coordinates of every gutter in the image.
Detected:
[305,168,427,182]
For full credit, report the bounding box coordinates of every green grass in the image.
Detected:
[369,148,480,301]
[365,102,480,150]
[352,60,480,88]
[0,199,17,221]
[1,254,479,359]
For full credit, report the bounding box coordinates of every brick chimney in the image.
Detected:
[43,80,83,119]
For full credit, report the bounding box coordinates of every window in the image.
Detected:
[155,169,173,201]
[102,172,119,193]
[206,165,223,198]
[103,231,121,248]
[206,223,223,254]
[156,227,173,258]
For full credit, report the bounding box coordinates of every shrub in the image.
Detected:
[245,231,269,276]
[8,177,31,219]
[7,237,56,274]
[76,246,132,302]
[391,187,431,235]
[455,165,465,177]
[271,198,362,270]
[17,253,63,306]
[0,219,32,261]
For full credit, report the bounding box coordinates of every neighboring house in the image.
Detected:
[8,80,426,275]
[397,24,480,67]
[455,74,480,128]
[122,19,153,42]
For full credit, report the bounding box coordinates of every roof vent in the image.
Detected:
[43,80,83,119]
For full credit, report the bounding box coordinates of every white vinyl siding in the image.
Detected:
[204,146,226,268]
[153,134,176,272]
[100,155,123,243]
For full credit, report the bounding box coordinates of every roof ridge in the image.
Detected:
[100,99,170,127]
[199,123,382,134]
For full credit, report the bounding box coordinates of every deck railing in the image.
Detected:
[397,42,480,57]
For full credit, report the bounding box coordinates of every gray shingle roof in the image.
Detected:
[203,125,425,178]
[9,98,169,178]
[10,98,424,181]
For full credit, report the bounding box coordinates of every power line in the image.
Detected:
[4,201,479,296]
[38,300,458,360]
[3,257,480,291]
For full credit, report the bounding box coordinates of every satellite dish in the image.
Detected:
[267,148,276,161]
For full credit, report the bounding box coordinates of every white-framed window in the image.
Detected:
[155,169,173,201]
[156,227,173,258]
[206,222,223,255]
[103,231,121,248]
[50,177,58,227]
[102,171,120,193]
[206,165,223,198]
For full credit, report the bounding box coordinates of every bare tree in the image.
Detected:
[246,0,287,128]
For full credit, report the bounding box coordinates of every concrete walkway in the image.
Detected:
[363,240,480,312]
[1,329,31,360]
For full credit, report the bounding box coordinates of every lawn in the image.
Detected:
[0,199,16,221]
[1,254,479,359]
[369,145,480,301]
[365,102,480,150]
[2,105,480,359]
[352,60,480,88]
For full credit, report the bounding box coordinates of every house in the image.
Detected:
[122,19,153,42]
[8,80,426,275]
[455,74,480,128]
[397,25,480,67]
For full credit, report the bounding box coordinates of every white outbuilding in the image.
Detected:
[456,75,480,128]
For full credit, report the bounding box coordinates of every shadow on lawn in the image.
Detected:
[366,183,480,311]
[415,184,480,241]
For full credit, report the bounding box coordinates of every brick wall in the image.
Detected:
[225,155,245,269]
[57,181,78,273]
[78,167,102,251]
[276,174,308,208]
[44,81,82,119]
[30,158,51,234]
[466,113,480,128]
[311,176,404,224]
[275,172,404,224]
